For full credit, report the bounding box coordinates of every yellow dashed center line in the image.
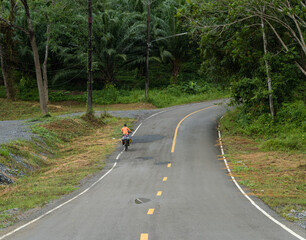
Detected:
[147,208,155,215]
[167,163,171,168]
[140,233,148,240]
[156,191,162,196]
[163,177,168,182]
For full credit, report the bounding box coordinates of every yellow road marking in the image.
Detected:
[147,208,155,215]
[167,163,171,168]
[140,233,148,240]
[171,105,216,153]
[156,191,162,196]
[163,177,168,181]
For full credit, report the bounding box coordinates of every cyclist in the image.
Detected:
[121,124,132,136]
[121,124,132,146]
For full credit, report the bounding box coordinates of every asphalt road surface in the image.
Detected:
[1,100,305,240]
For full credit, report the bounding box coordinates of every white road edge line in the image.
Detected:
[218,127,305,240]
[0,162,117,240]
[0,109,169,240]
[145,110,167,120]
[132,123,142,136]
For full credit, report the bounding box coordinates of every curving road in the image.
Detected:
[1,100,305,240]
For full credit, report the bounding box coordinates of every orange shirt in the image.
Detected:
[121,126,131,135]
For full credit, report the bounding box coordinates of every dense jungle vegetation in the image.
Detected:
[0,0,305,149]
[0,0,225,108]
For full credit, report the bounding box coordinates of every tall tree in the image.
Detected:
[87,0,93,113]
[260,6,274,119]
[93,10,133,84]
[21,0,47,115]
[154,0,188,84]
[145,0,150,97]
[180,0,305,118]
[0,0,18,100]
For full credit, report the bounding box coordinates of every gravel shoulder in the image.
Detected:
[0,120,34,145]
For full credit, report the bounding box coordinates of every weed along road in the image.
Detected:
[1,100,305,240]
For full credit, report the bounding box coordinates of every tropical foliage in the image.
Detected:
[0,0,304,120]
[180,0,305,118]
[0,0,197,100]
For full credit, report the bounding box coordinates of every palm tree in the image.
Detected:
[93,9,147,85]
[153,0,188,84]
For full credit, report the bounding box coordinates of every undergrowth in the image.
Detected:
[0,83,227,109]
[0,84,227,120]
[221,101,306,152]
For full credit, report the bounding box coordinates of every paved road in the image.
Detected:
[1,100,305,240]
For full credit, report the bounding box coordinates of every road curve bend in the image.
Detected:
[1,100,305,240]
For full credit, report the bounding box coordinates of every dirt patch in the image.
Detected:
[230,151,305,170]
[49,101,86,107]
[222,136,259,152]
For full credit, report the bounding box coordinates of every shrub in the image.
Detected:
[93,84,119,104]
[221,101,306,152]
[277,101,306,125]
[19,88,39,101]
[49,90,71,102]
[181,81,199,94]
[230,77,269,115]
[166,85,183,96]
[0,86,6,98]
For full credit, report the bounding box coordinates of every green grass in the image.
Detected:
[147,88,227,108]
[0,85,228,120]
[1,83,227,107]
[220,101,306,152]
[92,85,228,107]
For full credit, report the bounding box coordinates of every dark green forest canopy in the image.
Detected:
[0,0,200,92]
[0,0,305,118]
[179,0,305,115]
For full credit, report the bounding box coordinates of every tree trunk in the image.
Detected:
[104,65,115,84]
[261,11,275,120]
[87,0,93,114]
[42,24,50,104]
[0,0,18,100]
[0,3,8,96]
[0,42,10,99]
[21,0,47,115]
[145,0,150,98]
[172,58,180,84]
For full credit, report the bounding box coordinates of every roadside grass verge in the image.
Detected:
[0,115,133,228]
[219,106,306,225]
[0,86,227,120]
